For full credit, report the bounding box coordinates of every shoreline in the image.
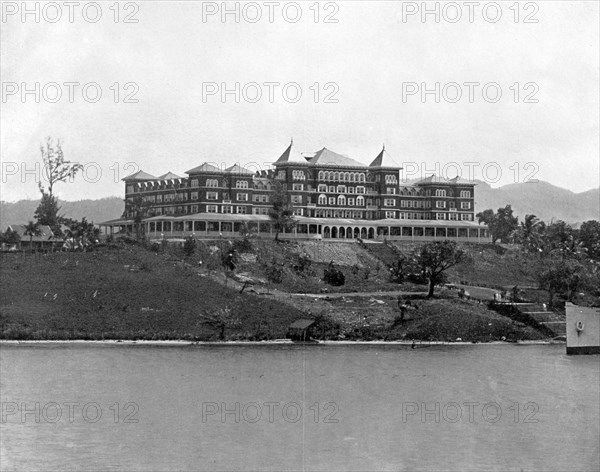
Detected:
[0,339,565,346]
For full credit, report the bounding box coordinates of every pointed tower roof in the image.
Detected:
[274,140,309,165]
[122,170,157,181]
[185,163,221,174]
[225,164,254,175]
[157,171,182,180]
[309,147,364,168]
[369,146,402,169]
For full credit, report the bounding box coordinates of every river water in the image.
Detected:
[1,343,598,472]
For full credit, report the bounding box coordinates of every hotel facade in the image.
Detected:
[101,143,490,242]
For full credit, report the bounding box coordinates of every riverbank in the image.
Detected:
[0,243,552,342]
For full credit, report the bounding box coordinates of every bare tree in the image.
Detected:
[39,137,83,198]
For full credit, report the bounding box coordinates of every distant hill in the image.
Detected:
[0,197,124,228]
[0,180,597,228]
[474,181,599,223]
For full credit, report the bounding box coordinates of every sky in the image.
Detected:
[1,0,598,202]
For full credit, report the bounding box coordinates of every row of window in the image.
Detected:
[318,171,366,183]
[317,184,366,194]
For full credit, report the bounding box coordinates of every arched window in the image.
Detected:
[206,179,218,188]
[319,171,324,180]
[356,196,365,206]
[460,190,470,198]
[333,172,339,181]
[359,173,365,182]
[236,180,248,188]
[338,195,346,206]
[318,194,327,205]
[435,189,447,197]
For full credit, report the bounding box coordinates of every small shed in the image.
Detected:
[288,319,316,341]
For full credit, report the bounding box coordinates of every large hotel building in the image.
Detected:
[101,143,490,242]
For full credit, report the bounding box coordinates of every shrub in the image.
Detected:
[183,236,197,257]
[292,253,313,276]
[264,257,283,283]
[323,262,345,286]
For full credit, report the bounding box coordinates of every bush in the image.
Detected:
[292,253,313,276]
[183,236,197,257]
[323,262,345,286]
[264,257,283,283]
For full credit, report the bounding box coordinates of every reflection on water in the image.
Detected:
[1,343,598,472]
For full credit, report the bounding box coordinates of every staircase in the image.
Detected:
[517,303,566,337]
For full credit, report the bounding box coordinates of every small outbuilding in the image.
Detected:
[288,319,316,342]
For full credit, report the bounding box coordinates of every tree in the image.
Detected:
[38,137,83,198]
[124,194,153,239]
[413,241,468,297]
[198,306,241,341]
[268,180,297,241]
[34,190,62,235]
[476,205,519,244]
[538,259,586,308]
[63,217,99,251]
[515,214,546,253]
[578,220,600,261]
[23,221,41,252]
[0,228,21,249]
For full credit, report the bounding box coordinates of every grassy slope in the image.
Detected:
[0,246,305,341]
[0,240,552,341]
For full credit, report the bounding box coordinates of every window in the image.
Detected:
[461,202,471,209]
[292,170,305,180]
[337,185,346,193]
[291,195,302,204]
[436,201,446,208]
[318,184,327,192]
[328,186,335,193]
[294,208,304,216]
[436,213,445,220]
[461,213,473,221]
[328,197,335,205]
[348,197,355,206]
[236,193,248,201]
[292,183,304,191]
[449,213,458,220]
[385,174,398,184]
[318,194,327,205]
[386,187,396,194]
[356,186,365,194]
[191,179,199,187]
[156,194,163,203]
[347,187,354,194]
[449,201,456,209]
[356,196,364,206]
[191,192,198,200]
[236,180,248,189]
[435,189,447,197]
[277,170,286,180]
[338,195,346,206]
[207,191,218,200]
[126,185,133,194]
[207,205,218,213]
[460,190,470,198]
[358,173,365,182]
[222,205,233,213]
[385,211,396,218]
[384,199,395,207]
[206,179,218,188]
[236,206,246,214]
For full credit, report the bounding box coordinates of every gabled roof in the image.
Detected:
[185,163,221,174]
[157,171,182,180]
[289,319,315,330]
[225,164,253,175]
[274,142,309,165]
[9,224,58,241]
[122,170,157,181]
[415,175,475,186]
[369,147,402,169]
[309,147,365,168]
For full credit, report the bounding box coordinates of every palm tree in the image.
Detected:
[24,221,41,253]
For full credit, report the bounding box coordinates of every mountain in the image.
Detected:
[0,197,124,228]
[0,181,597,229]
[474,181,599,223]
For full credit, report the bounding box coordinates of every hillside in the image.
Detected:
[0,197,124,228]
[475,180,599,223]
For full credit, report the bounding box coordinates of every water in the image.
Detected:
[1,343,598,472]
